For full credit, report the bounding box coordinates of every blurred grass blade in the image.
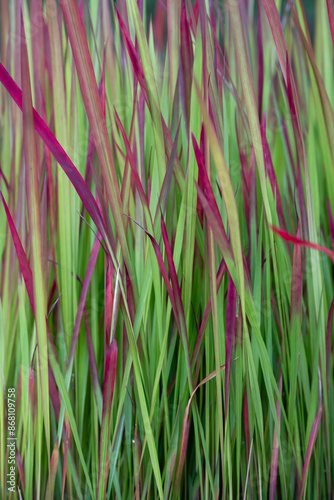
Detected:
[21,14,50,460]
[180,0,193,130]
[60,0,131,272]
[44,439,59,500]
[327,0,334,47]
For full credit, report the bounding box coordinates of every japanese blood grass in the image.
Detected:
[1,0,334,498]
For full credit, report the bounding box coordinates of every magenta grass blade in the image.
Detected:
[0,192,35,313]
[192,135,232,261]
[269,375,282,500]
[97,339,118,500]
[0,63,109,249]
[270,225,334,265]
[327,0,334,48]
[48,368,60,422]
[104,258,114,348]
[180,0,193,130]
[260,0,288,84]
[327,199,334,251]
[326,298,334,388]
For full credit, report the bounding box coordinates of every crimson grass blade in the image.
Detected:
[270,225,334,265]
[0,63,109,252]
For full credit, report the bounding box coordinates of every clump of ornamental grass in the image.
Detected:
[1,0,334,498]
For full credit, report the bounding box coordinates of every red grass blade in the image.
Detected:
[327,199,334,251]
[62,416,70,499]
[104,258,114,348]
[192,135,232,261]
[0,192,34,313]
[48,368,60,422]
[326,298,334,389]
[260,0,288,84]
[326,0,334,48]
[180,0,193,130]
[225,277,237,409]
[270,225,334,265]
[0,63,109,252]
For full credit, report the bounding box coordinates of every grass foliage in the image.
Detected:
[1,0,334,498]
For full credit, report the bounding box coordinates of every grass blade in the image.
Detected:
[21,13,50,460]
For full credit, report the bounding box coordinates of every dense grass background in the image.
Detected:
[1,0,334,498]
